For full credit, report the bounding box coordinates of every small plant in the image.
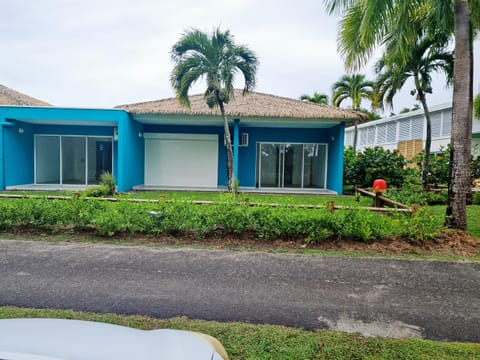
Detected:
[100,172,116,196]
[82,172,116,198]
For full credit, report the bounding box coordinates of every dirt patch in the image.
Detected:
[2,228,479,258]
[134,230,479,258]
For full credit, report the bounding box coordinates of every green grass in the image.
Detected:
[0,190,373,207]
[119,191,372,206]
[427,205,480,239]
[1,306,478,360]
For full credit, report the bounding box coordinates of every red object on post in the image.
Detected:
[373,179,387,193]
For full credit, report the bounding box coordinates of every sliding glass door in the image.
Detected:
[257,143,327,189]
[87,137,113,184]
[36,136,60,184]
[35,135,113,185]
[62,136,86,185]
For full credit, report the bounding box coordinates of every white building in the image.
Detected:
[345,103,480,158]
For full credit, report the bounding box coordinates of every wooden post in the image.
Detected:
[411,204,419,216]
[327,201,335,214]
[374,192,383,208]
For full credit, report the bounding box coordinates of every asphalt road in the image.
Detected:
[0,239,479,342]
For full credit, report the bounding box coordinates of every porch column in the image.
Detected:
[0,117,14,190]
[233,118,240,181]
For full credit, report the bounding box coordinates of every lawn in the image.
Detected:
[1,306,479,360]
[427,205,480,239]
[0,189,373,206]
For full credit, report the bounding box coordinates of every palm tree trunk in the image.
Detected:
[414,79,431,190]
[218,99,235,192]
[445,0,473,229]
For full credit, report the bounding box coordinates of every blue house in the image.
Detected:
[0,90,362,194]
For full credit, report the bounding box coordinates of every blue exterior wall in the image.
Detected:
[143,123,343,191]
[34,125,114,136]
[0,105,346,192]
[117,113,144,192]
[236,126,331,188]
[4,121,34,187]
[327,123,345,194]
[0,106,124,190]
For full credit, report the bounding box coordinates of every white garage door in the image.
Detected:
[144,133,219,187]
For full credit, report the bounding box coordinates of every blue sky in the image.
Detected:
[1,0,478,113]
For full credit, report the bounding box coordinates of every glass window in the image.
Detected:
[283,144,303,188]
[303,144,327,188]
[260,143,282,187]
[88,137,113,185]
[62,136,86,185]
[257,142,327,189]
[36,136,60,184]
[35,135,112,186]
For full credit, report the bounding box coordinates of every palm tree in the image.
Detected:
[375,35,454,189]
[331,74,375,152]
[299,92,329,105]
[324,0,479,229]
[170,28,258,192]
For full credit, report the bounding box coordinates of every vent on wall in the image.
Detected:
[240,133,249,147]
[224,133,249,147]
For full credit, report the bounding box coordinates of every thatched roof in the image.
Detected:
[0,84,51,106]
[116,90,365,120]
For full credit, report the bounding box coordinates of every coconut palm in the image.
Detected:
[299,92,329,105]
[324,0,479,229]
[375,35,454,189]
[331,74,375,152]
[170,28,258,192]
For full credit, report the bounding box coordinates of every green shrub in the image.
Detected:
[100,172,116,195]
[81,172,116,198]
[397,208,440,244]
[343,146,408,188]
[0,198,443,244]
[473,192,480,205]
[386,184,448,206]
[416,145,480,186]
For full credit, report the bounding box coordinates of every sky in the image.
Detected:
[1,0,479,114]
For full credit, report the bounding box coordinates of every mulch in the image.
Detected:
[2,229,479,258]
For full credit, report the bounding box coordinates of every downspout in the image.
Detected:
[0,119,15,190]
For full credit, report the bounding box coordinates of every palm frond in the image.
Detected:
[170,27,258,109]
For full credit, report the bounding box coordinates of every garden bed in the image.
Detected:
[4,227,479,260]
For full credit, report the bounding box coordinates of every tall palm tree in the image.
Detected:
[170,28,258,192]
[375,35,454,189]
[324,0,479,229]
[331,74,375,152]
[299,92,329,105]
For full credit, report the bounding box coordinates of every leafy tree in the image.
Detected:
[332,74,375,151]
[375,34,454,189]
[324,0,479,229]
[416,145,480,187]
[170,28,258,192]
[343,146,408,188]
[359,108,381,120]
[299,92,329,105]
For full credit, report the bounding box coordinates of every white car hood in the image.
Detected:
[0,318,225,360]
